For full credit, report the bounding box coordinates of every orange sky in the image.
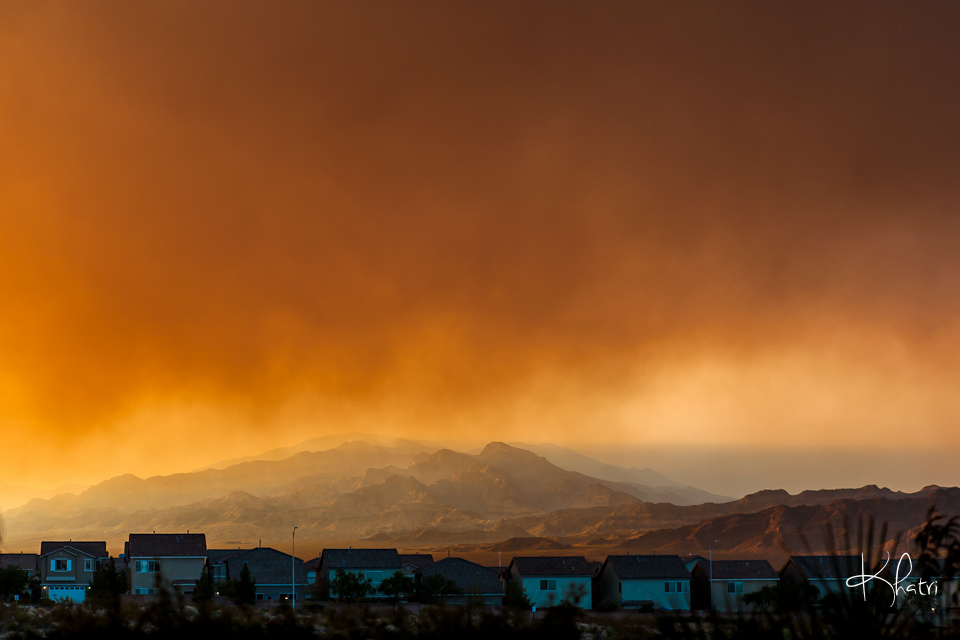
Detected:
[1,2,959,492]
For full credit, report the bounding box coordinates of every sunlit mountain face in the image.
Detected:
[1,2,959,501]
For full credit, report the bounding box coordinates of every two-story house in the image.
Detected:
[780,555,862,601]
[318,548,402,600]
[38,541,109,603]
[422,557,504,605]
[127,533,207,595]
[596,555,691,611]
[508,556,594,609]
[690,559,778,611]
[219,547,307,602]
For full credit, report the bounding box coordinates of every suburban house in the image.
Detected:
[399,553,435,580]
[689,559,779,611]
[208,549,251,584]
[303,558,321,598]
[597,555,691,611]
[1,553,39,575]
[780,555,862,600]
[508,556,594,609]
[597,555,690,611]
[684,555,707,572]
[318,548,402,600]
[127,533,207,595]
[38,541,109,603]
[219,547,307,602]
[422,557,504,605]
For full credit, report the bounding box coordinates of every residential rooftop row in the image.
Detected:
[1,534,955,611]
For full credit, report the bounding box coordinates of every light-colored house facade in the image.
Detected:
[127,533,207,595]
[690,559,778,611]
[38,542,109,603]
[318,548,402,600]
[508,556,593,610]
[597,555,691,611]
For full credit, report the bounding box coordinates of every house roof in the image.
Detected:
[303,557,322,571]
[128,533,207,558]
[399,554,435,570]
[510,556,593,577]
[684,555,708,568]
[321,548,401,569]
[423,557,504,595]
[39,542,108,559]
[208,549,252,566]
[226,547,307,585]
[694,559,778,580]
[604,555,690,580]
[0,553,39,571]
[784,555,862,580]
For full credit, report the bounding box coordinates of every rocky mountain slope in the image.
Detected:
[2,439,952,565]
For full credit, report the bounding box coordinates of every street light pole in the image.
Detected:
[292,526,298,611]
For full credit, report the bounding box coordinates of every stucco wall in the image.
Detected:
[130,557,205,592]
[40,550,97,586]
[622,579,690,611]
[521,576,592,609]
[709,579,777,612]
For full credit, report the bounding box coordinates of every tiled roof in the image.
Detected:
[128,533,207,558]
[605,555,690,580]
[423,558,504,595]
[39,542,108,558]
[511,556,593,577]
[226,547,307,585]
[303,557,322,571]
[786,555,862,581]
[398,554,435,570]
[321,548,401,569]
[695,559,778,580]
[0,553,39,571]
[208,549,252,566]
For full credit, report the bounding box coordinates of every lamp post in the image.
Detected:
[292,526,298,611]
[709,540,719,613]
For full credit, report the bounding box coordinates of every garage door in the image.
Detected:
[48,586,87,603]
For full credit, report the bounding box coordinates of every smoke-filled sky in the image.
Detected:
[2,2,959,495]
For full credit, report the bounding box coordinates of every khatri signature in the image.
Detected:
[846,553,938,606]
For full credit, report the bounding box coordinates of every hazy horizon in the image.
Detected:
[2,432,955,510]
[2,3,959,496]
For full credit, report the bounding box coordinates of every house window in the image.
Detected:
[135,588,157,595]
[135,560,160,573]
[618,583,622,594]
[364,571,383,585]
[727,582,744,594]
[52,559,71,572]
[256,593,264,600]
[84,559,94,572]
[665,581,687,593]
[539,579,557,591]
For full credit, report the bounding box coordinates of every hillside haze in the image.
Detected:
[0,437,951,565]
